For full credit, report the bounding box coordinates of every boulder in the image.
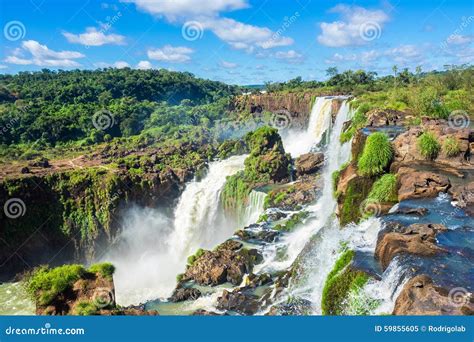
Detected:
[449,181,474,216]
[216,289,260,315]
[169,287,201,302]
[366,109,411,127]
[183,240,262,286]
[397,167,451,201]
[375,223,448,270]
[295,152,324,176]
[393,275,473,315]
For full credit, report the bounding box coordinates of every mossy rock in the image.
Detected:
[321,250,370,315]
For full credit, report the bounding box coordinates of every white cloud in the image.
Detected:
[4,40,84,67]
[147,45,194,63]
[63,27,126,46]
[384,44,423,64]
[274,50,304,63]
[317,5,389,47]
[220,60,238,68]
[124,0,293,52]
[204,17,293,52]
[113,61,130,68]
[123,0,248,21]
[137,60,153,69]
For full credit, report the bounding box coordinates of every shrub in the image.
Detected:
[74,300,99,315]
[367,174,398,203]
[443,137,461,157]
[88,263,115,281]
[24,264,85,306]
[357,132,393,176]
[417,132,441,160]
[187,248,205,266]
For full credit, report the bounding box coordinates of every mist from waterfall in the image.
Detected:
[104,154,265,306]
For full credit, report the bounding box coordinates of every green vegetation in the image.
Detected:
[273,211,309,232]
[340,104,371,143]
[264,185,297,209]
[23,263,116,307]
[417,132,441,160]
[187,248,205,266]
[339,177,374,226]
[443,136,461,157]
[221,127,290,216]
[217,139,247,159]
[321,249,370,315]
[357,132,393,176]
[367,174,398,203]
[24,264,85,306]
[88,263,115,281]
[74,300,100,316]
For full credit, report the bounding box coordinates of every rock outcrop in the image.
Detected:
[393,275,473,315]
[182,240,262,286]
[366,109,412,127]
[375,223,448,270]
[397,167,451,201]
[450,181,474,216]
[216,289,260,315]
[295,152,324,176]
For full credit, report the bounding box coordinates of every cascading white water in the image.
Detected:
[104,155,251,306]
[239,190,267,228]
[256,99,352,275]
[282,97,334,157]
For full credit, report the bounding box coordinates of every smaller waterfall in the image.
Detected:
[239,190,267,228]
[282,97,334,157]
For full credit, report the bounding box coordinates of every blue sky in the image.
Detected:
[0,0,473,84]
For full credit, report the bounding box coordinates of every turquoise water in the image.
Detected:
[0,282,35,315]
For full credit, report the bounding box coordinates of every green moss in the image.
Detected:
[73,300,100,315]
[357,132,393,176]
[417,132,441,160]
[187,248,205,266]
[221,171,253,212]
[217,139,247,159]
[264,186,296,209]
[24,264,86,306]
[88,263,115,281]
[274,211,309,232]
[339,176,373,226]
[367,174,398,203]
[332,162,349,198]
[339,103,371,143]
[443,136,461,157]
[321,250,370,315]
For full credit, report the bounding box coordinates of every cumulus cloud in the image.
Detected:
[94,61,130,68]
[445,34,474,45]
[124,0,293,52]
[137,60,153,69]
[317,5,389,47]
[147,45,194,63]
[4,40,84,67]
[123,0,248,21]
[63,27,126,46]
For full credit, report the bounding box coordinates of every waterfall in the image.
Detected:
[256,99,352,275]
[104,155,249,306]
[282,97,334,157]
[239,190,267,228]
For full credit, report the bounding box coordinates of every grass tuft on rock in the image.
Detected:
[357,132,393,176]
[443,136,461,157]
[417,131,441,160]
[367,174,398,203]
[88,263,115,281]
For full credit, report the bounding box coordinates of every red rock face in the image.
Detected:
[393,275,474,315]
